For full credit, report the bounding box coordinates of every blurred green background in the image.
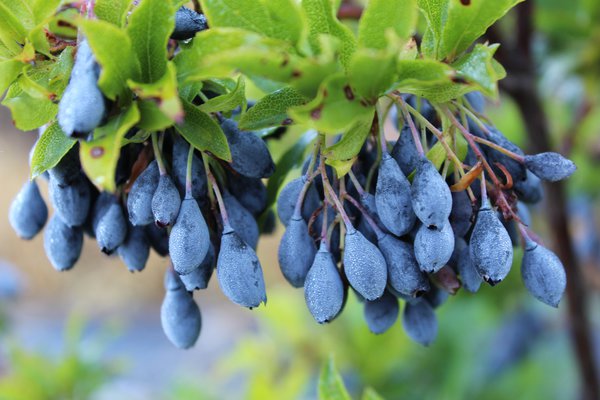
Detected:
[0,0,599,399]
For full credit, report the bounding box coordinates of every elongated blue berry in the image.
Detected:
[304,243,344,324]
[276,176,320,226]
[43,214,83,271]
[364,290,399,334]
[521,239,566,307]
[402,299,437,346]
[180,243,215,291]
[378,233,429,297]
[171,6,208,40]
[117,225,150,272]
[217,228,267,308]
[169,198,210,275]
[127,161,159,226]
[375,153,415,236]
[279,216,317,287]
[152,174,181,227]
[92,192,127,254]
[343,228,387,301]
[221,118,275,179]
[161,269,201,349]
[9,180,48,240]
[469,200,513,285]
[414,221,455,273]
[223,191,259,249]
[411,156,452,229]
[49,175,91,227]
[524,152,576,182]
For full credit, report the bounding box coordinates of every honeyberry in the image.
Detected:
[171,6,208,40]
[9,180,48,240]
[278,216,317,288]
[524,152,576,182]
[127,160,159,226]
[223,191,259,249]
[304,243,344,324]
[411,155,452,229]
[521,239,567,307]
[180,243,215,291]
[276,176,320,226]
[414,221,455,274]
[43,215,83,271]
[221,118,275,179]
[343,228,387,301]
[49,174,91,227]
[391,125,420,176]
[363,290,399,335]
[152,174,181,227]
[402,299,438,346]
[117,225,150,272]
[169,198,210,275]
[161,269,202,349]
[92,192,127,254]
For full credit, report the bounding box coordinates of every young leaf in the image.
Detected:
[358,0,417,50]
[2,80,57,130]
[199,75,246,113]
[175,100,231,161]
[127,0,175,83]
[324,112,374,161]
[289,74,375,134]
[452,43,506,97]
[348,49,397,100]
[136,100,174,131]
[80,19,141,100]
[128,62,183,123]
[94,0,130,27]
[302,0,356,69]
[0,2,27,53]
[239,87,307,130]
[318,358,351,400]
[0,60,23,95]
[80,104,140,192]
[30,122,77,179]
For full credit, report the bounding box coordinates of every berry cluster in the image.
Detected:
[7,6,577,349]
[277,93,575,344]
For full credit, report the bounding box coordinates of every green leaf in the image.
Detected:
[318,357,351,400]
[418,0,524,61]
[325,157,356,178]
[323,112,374,161]
[301,0,356,68]
[199,75,246,113]
[127,0,175,83]
[0,60,23,95]
[358,0,417,50]
[95,0,130,26]
[362,387,385,400]
[348,48,396,100]
[175,100,231,161]
[239,87,307,130]
[395,59,469,102]
[289,74,375,134]
[128,62,183,123]
[30,122,77,179]
[441,0,523,60]
[174,28,337,98]
[0,2,27,53]
[2,82,56,131]
[262,0,307,46]
[452,43,506,97]
[136,100,174,131]
[80,104,140,192]
[81,20,140,100]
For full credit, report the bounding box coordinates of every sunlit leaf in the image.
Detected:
[30,122,77,179]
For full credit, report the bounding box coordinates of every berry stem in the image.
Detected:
[201,152,216,206]
[151,132,167,176]
[318,135,353,230]
[442,107,517,219]
[342,193,384,237]
[293,171,319,220]
[207,171,230,229]
[397,96,425,156]
[347,170,365,196]
[321,199,329,246]
[185,143,195,198]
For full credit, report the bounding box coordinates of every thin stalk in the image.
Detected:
[348,170,366,196]
[152,132,167,175]
[397,96,425,155]
[319,136,353,230]
[207,171,230,229]
[343,193,383,237]
[305,138,320,177]
[185,144,194,199]
[321,199,329,245]
[480,170,488,206]
[201,151,216,206]
[293,171,320,220]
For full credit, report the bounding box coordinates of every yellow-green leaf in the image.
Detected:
[358,0,417,50]
[324,112,374,161]
[318,357,351,400]
[80,104,140,192]
[199,75,246,113]
[30,122,77,179]
[239,87,307,130]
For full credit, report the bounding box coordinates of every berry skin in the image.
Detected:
[524,152,576,182]
[364,290,399,335]
[411,155,452,230]
[377,233,429,297]
[414,221,455,274]
[57,40,106,138]
[304,243,344,324]
[221,118,275,179]
[117,225,150,272]
[217,227,267,308]
[152,174,181,227]
[127,160,159,226]
[469,200,513,285]
[391,125,420,176]
[171,7,208,40]
[9,180,48,240]
[521,239,567,307]
[92,192,127,254]
[402,299,438,346]
[49,174,91,228]
[43,214,83,271]
[375,153,415,236]
[278,216,317,288]
[276,176,320,226]
[223,191,259,250]
[169,198,210,275]
[180,243,215,291]
[161,269,201,349]
[343,228,387,301]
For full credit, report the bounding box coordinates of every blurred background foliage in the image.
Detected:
[0,0,598,399]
